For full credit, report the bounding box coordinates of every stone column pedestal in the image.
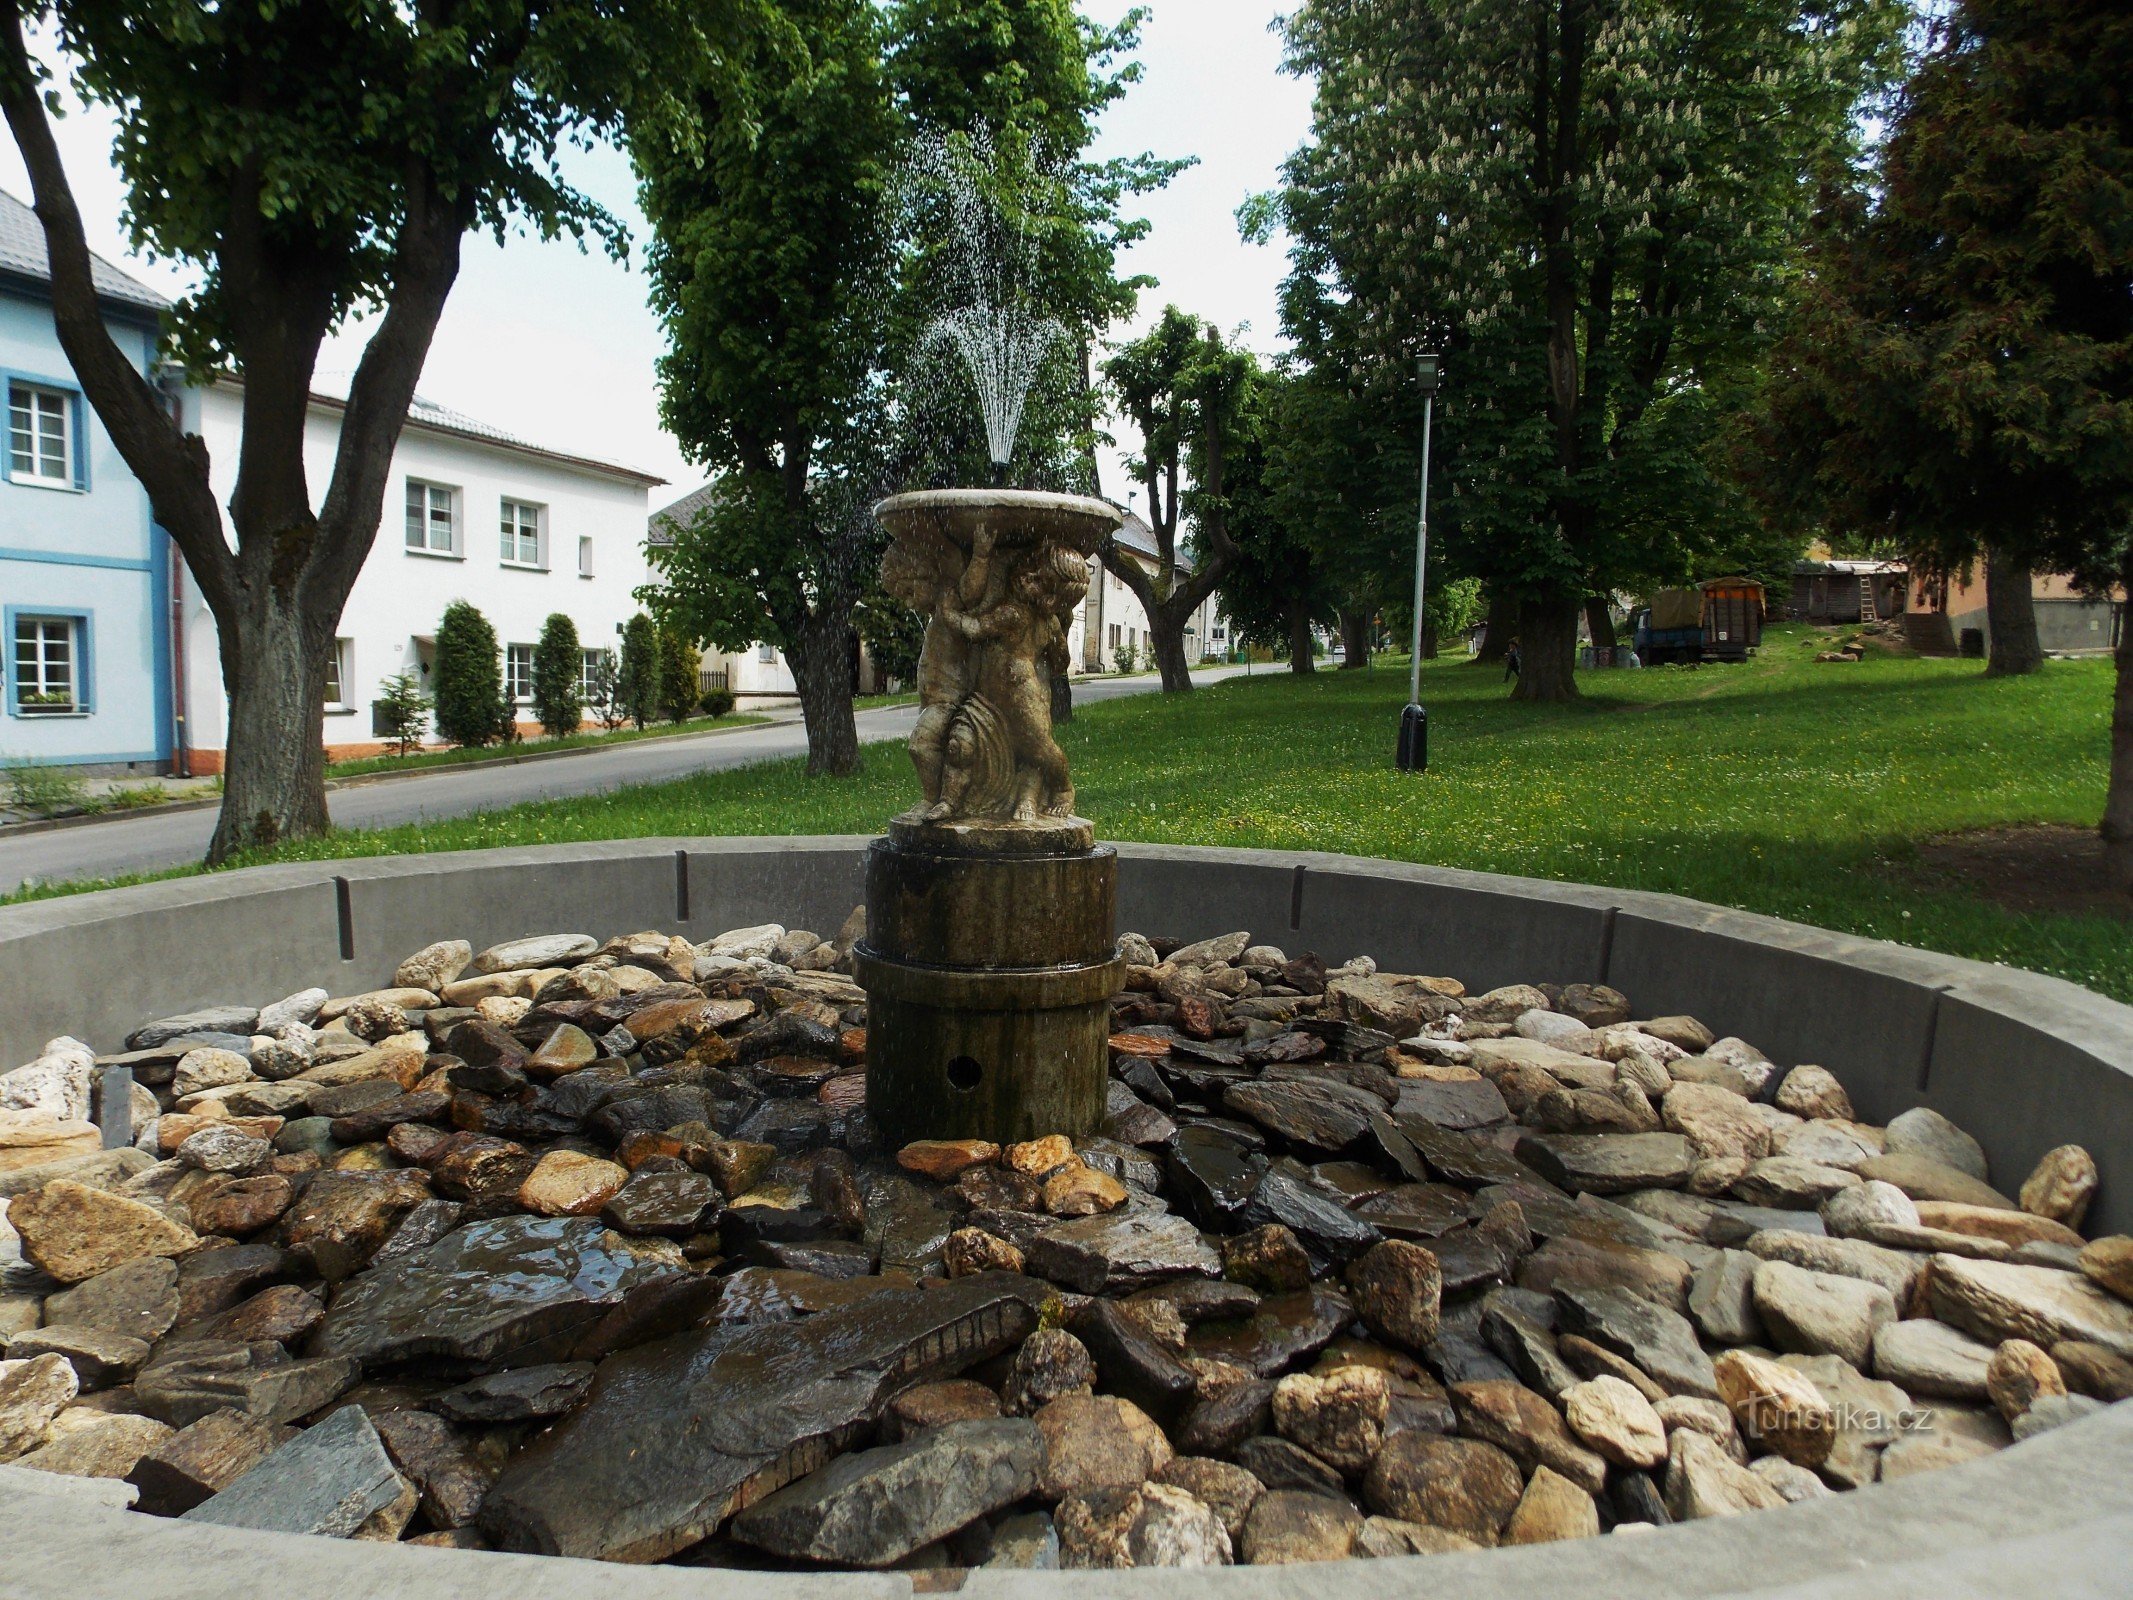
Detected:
[854,814,1122,1146]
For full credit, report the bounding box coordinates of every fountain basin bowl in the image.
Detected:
[872,488,1123,554]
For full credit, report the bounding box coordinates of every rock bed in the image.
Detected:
[2,920,2132,1570]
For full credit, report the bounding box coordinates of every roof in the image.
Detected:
[1795,558,1908,576]
[209,376,665,488]
[649,481,720,545]
[1109,506,1193,573]
[0,189,168,317]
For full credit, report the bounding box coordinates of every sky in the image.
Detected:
[0,1,1316,514]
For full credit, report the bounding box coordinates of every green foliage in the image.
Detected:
[1213,370,1339,654]
[531,614,584,739]
[586,652,627,732]
[431,602,507,748]
[701,686,738,718]
[619,614,660,731]
[373,669,430,758]
[1112,640,1137,675]
[854,579,927,688]
[1261,0,1906,682]
[657,624,700,724]
[3,757,91,818]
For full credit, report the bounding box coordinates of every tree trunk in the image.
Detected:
[1585,596,1617,650]
[209,598,333,860]
[1288,605,1316,673]
[1475,589,1518,664]
[2103,543,2133,894]
[1983,546,2043,676]
[1512,596,1582,702]
[1146,610,1194,692]
[1338,607,1372,669]
[1050,666,1072,725]
[787,613,860,776]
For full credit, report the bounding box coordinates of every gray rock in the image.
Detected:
[429,1362,597,1424]
[1514,1132,1696,1195]
[1752,1260,1896,1368]
[1554,1284,1717,1398]
[1884,1107,1988,1181]
[1745,1230,1924,1310]
[731,1417,1042,1566]
[474,934,596,973]
[135,1345,361,1428]
[2010,1392,2105,1441]
[1687,1250,1764,1346]
[1822,1180,1919,1239]
[960,1509,1061,1569]
[127,1008,260,1051]
[5,1324,148,1390]
[182,1405,405,1536]
[1729,1157,1861,1209]
[1871,1318,1995,1400]
[481,1272,1054,1562]
[1024,1210,1222,1295]
[41,1257,179,1344]
[311,1215,683,1369]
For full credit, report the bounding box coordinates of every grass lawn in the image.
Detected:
[325,712,772,778]
[10,625,2127,1001]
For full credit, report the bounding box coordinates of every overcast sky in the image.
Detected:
[0,1,1314,512]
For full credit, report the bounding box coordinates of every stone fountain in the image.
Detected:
[854,488,1126,1145]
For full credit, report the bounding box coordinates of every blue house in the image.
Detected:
[1,188,174,772]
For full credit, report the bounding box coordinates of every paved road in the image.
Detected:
[0,667,1248,893]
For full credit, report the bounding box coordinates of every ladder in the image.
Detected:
[1858,575,1879,623]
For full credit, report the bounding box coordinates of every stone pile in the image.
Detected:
[2,920,2130,1571]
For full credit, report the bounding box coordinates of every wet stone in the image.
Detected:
[603,1170,721,1238]
[1515,1132,1697,1196]
[1024,1210,1222,1295]
[1364,1431,1523,1545]
[1554,1284,1718,1398]
[312,1215,684,1370]
[41,1256,179,1344]
[428,1362,596,1424]
[1237,1167,1381,1272]
[1186,1287,1354,1378]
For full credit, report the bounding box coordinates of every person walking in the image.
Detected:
[1503,636,1522,684]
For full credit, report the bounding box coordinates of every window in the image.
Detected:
[580,648,612,701]
[758,643,777,665]
[323,638,353,707]
[405,481,458,554]
[12,615,83,714]
[504,643,534,702]
[7,382,74,487]
[500,500,544,567]
[578,535,594,577]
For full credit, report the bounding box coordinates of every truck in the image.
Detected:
[1631,579,1766,665]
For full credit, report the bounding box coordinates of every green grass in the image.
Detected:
[325,712,771,778]
[9,624,2127,1001]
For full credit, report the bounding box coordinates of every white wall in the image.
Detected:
[1076,557,1225,672]
[181,383,658,753]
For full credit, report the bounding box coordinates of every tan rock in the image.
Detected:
[1450,1380,1607,1494]
[8,1180,198,1284]
[896,1139,1000,1181]
[1044,1162,1128,1217]
[1773,1065,1853,1121]
[1560,1375,1667,1469]
[1712,1349,1834,1468]
[1363,1432,1522,1545]
[1985,1338,2065,1422]
[0,1114,101,1176]
[0,1352,79,1461]
[13,1409,172,1478]
[171,1049,252,1099]
[1503,1464,1599,1545]
[1005,1135,1076,1176]
[1661,1082,1770,1163]
[1352,1517,1480,1558]
[943,1227,1026,1277]
[1272,1365,1388,1473]
[1032,1394,1173,1501]
[394,940,472,992]
[1915,1202,2086,1251]
[2019,1146,2098,1231]
[1664,1429,1787,1520]
[2078,1237,2133,1304]
[516,1151,630,1217]
[1236,1488,1356,1564]
[1931,1254,2133,1357]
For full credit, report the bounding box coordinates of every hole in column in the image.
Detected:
[946,1055,983,1092]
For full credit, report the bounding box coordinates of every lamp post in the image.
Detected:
[1397,353,1441,772]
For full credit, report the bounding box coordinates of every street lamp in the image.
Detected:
[1397,352,1441,772]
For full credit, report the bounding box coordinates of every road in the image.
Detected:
[0,667,1248,894]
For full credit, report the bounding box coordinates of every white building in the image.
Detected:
[1077,509,1227,672]
[179,380,664,767]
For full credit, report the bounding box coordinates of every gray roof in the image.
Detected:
[649,481,720,545]
[1110,506,1193,573]
[0,189,168,316]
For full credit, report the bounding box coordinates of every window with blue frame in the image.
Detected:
[7,379,82,488]
[10,613,88,714]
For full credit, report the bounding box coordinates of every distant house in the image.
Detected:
[178,381,664,768]
[1,189,176,772]
[1907,567,2124,657]
[1791,558,1909,624]
[1079,508,1227,672]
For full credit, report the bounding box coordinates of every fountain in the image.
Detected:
[853,137,1125,1145]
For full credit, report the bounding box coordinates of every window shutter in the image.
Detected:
[71,392,88,491]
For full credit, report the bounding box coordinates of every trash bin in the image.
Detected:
[1960,628,1985,659]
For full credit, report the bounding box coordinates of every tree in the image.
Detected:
[587,652,628,732]
[531,614,584,739]
[656,623,700,724]
[1216,371,1339,673]
[619,613,660,731]
[1,0,754,861]
[1268,0,1905,702]
[855,579,926,689]
[373,669,428,758]
[1100,310,1259,691]
[1763,0,2133,885]
[432,602,507,749]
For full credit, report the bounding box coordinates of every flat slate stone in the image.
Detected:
[182,1405,403,1536]
[127,1008,260,1051]
[480,1271,1053,1562]
[1185,1287,1355,1378]
[729,1417,1042,1566]
[428,1362,598,1424]
[311,1215,683,1370]
[1553,1283,1718,1398]
[1515,1132,1696,1195]
[1236,1167,1381,1272]
[1393,1077,1511,1131]
[1023,1211,1221,1294]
